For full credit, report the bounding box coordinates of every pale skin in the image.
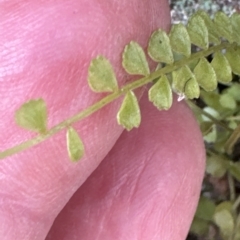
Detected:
[0,0,205,239]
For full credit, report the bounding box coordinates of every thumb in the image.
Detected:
[47,94,205,240]
[0,0,170,239]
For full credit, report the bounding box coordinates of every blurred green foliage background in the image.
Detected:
[169,1,240,239]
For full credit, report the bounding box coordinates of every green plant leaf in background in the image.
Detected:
[214,202,234,239]
[169,23,191,57]
[200,121,214,136]
[194,57,217,91]
[225,124,240,155]
[213,129,231,154]
[195,196,216,221]
[201,106,221,122]
[198,10,221,44]
[117,90,141,131]
[204,124,217,143]
[214,11,233,43]
[206,155,228,178]
[200,106,220,144]
[66,126,84,161]
[190,218,209,236]
[219,93,236,110]
[228,121,238,130]
[148,29,174,64]
[200,91,225,113]
[15,99,47,134]
[88,55,118,92]
[211,51,232,83]
[225,46,240,76]
[225,83,240,102]
[214,201,233,215]
[122,41,150,76]
[148,75,173,110]
[187,13,209,49]
[231,12,240,44]
[228,162,240,182]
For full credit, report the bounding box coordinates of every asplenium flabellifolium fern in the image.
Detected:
[1,10,240,161]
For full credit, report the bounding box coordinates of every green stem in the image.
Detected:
[226,116,240,121]
[0,41,235,159]
[225,124,240,155]
[187,100,232,132]
[228,172,236,202]
[232,204,240,240]
[232,194,240,212]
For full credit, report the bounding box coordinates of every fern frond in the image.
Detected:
[1,10,240,161]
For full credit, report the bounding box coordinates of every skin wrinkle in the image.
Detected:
[0,39,27,79]
[128,147,158,206]
[135,165,174,239]
[95,212,108,240]
[140,202,163,239]
[0,145,78,216]
[141,169,168,204]
[82,200,108,240]
[1,205,42,239]
[139,179,186,239]
[159,160,204,239]
[109,151,145,208]
[0,178,58,215]
[142,104,199,239]
[115,118,185,216]
[161,168,190,223]
[1,4,105,84]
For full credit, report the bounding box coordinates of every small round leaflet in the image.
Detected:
[231,12,240,44]
[206,155,227,178]
[122,41,150,76]
[219,94,236,110]
[66,127,84,161]
[88,55,118,92]
[15,98,47,134]
[214,209,234,238]
[187,14,209,49]
[225,46,240,76]
[148,75,173,110]
[117,91,141,131]
[197,10,220,44]
[194,57,217,91]
[148,29,174,64]
[184,77,200,99]
[228,162,240,181]
[214,11,233,43]
[211,51,232,83]
[195,196,216,221]
[169,23,191,57]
